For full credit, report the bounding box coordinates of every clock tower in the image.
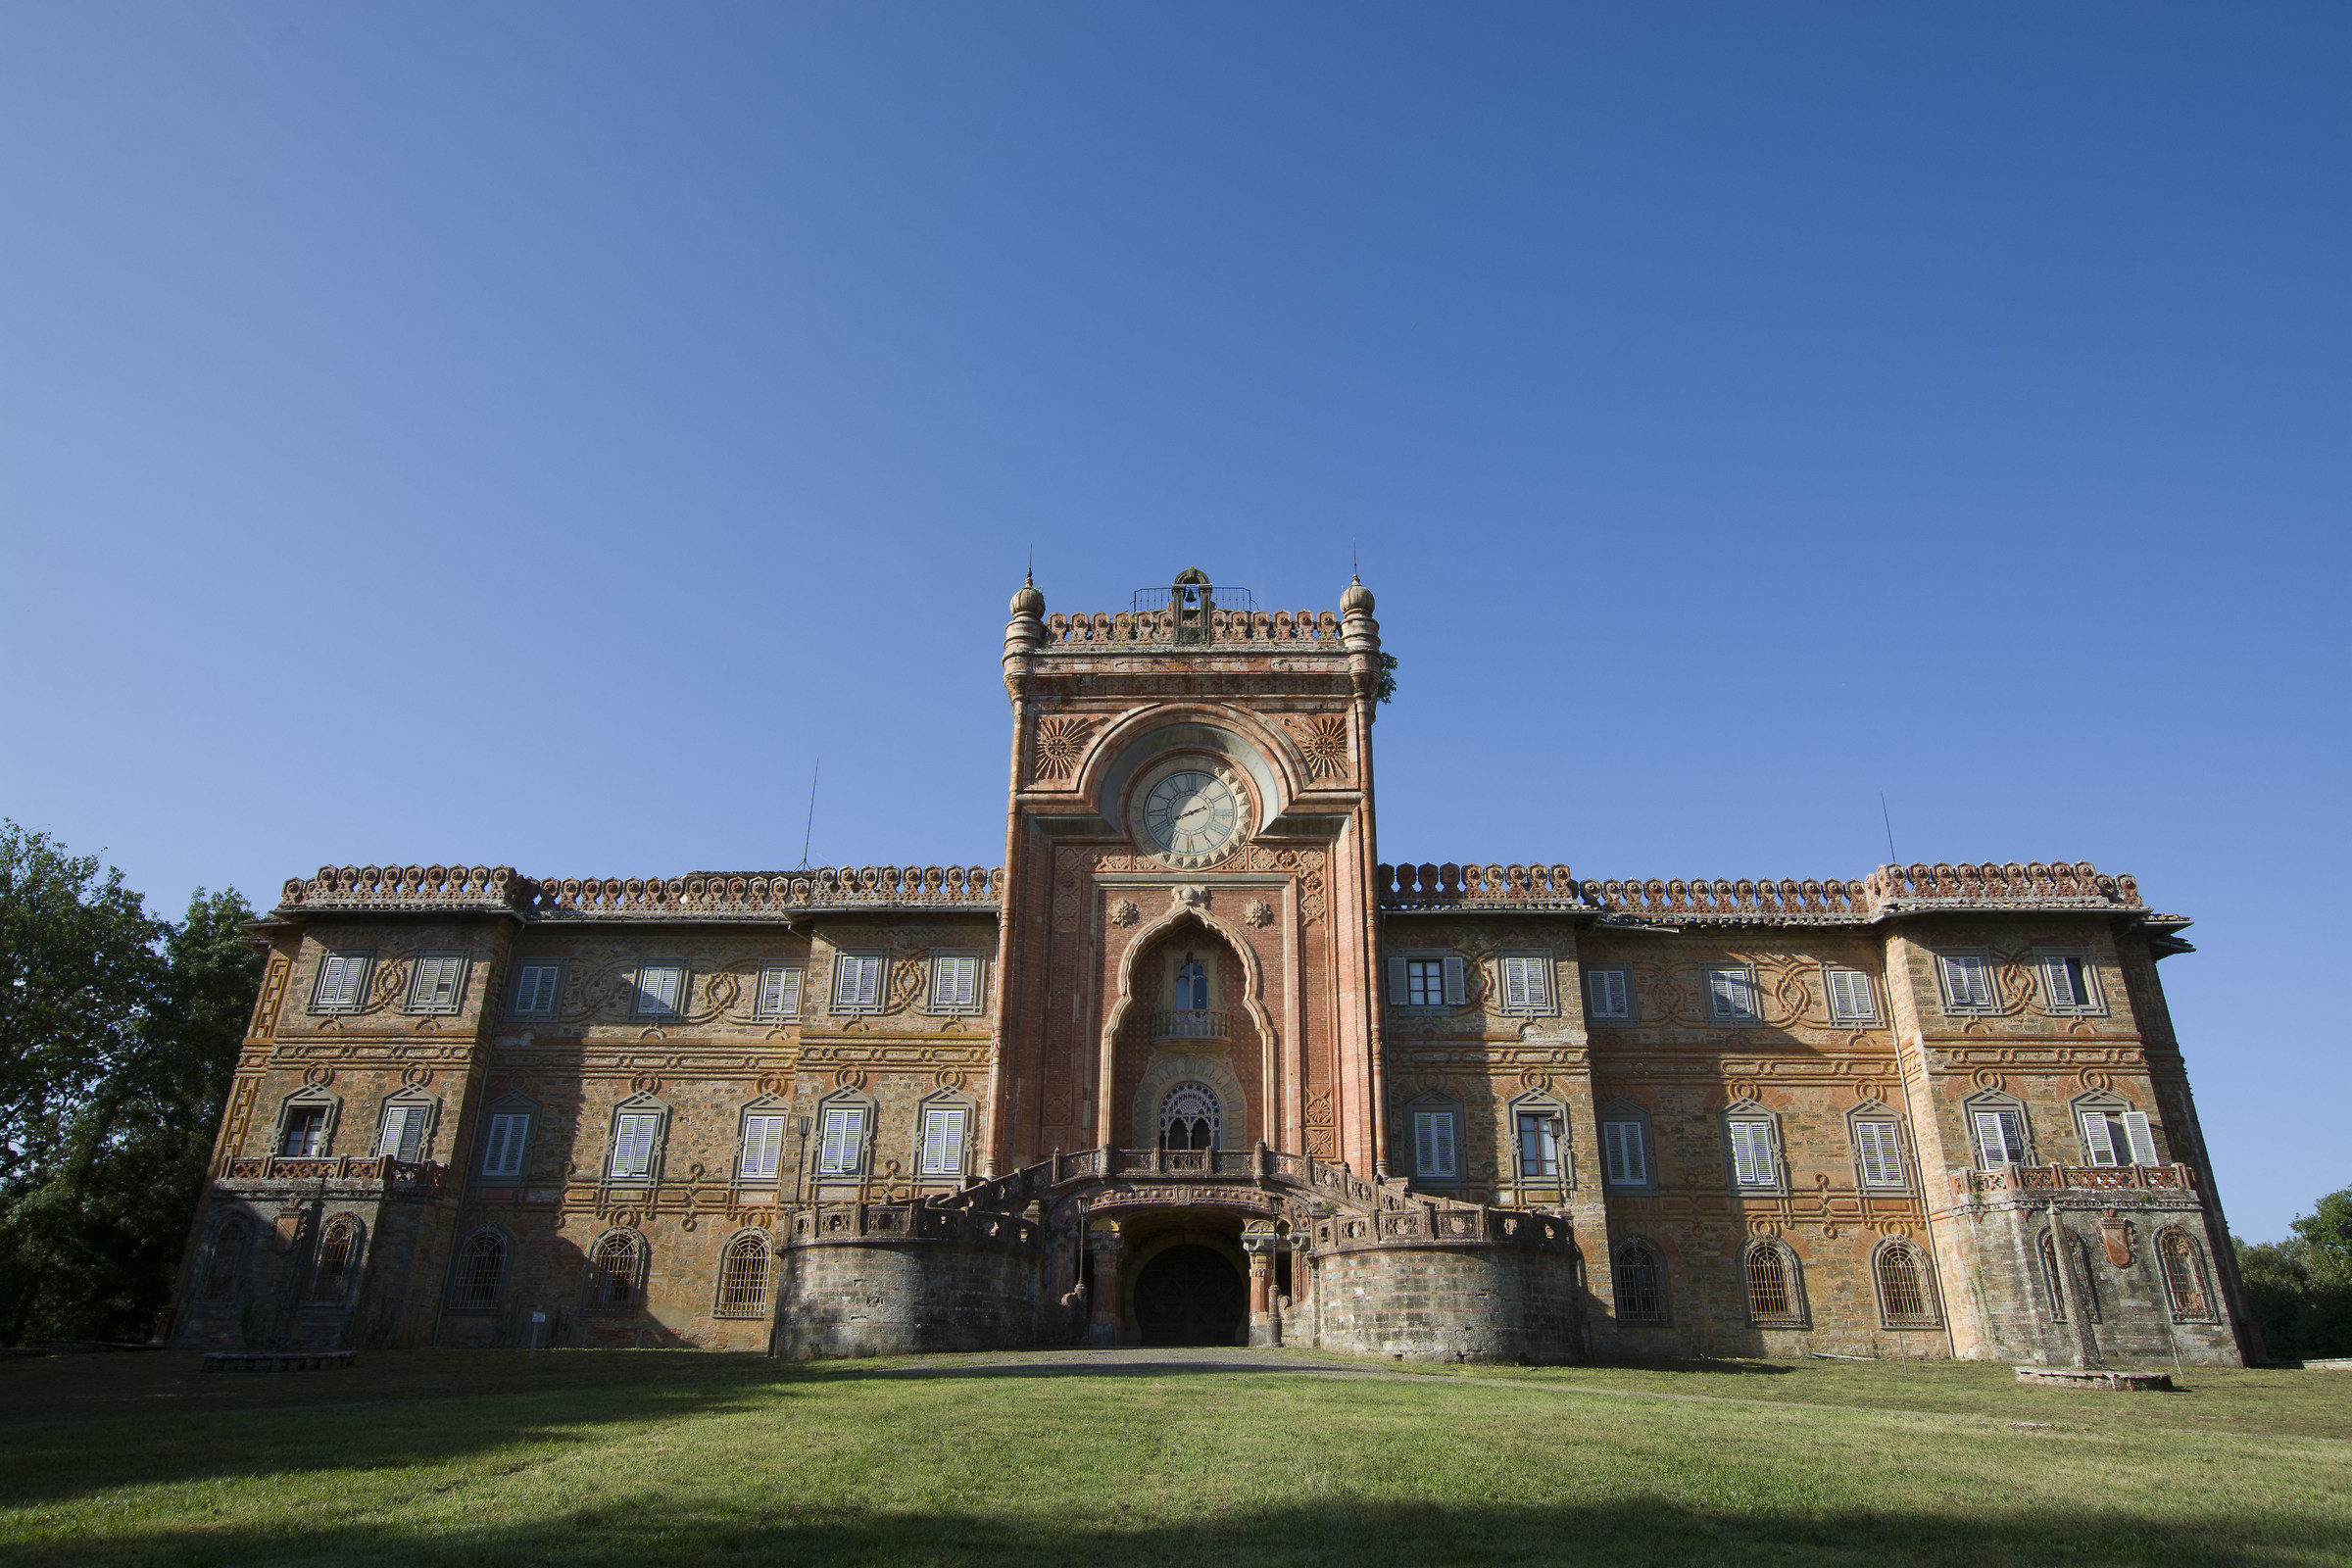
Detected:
[990,567,1389,1177]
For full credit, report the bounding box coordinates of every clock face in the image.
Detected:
[1142,770,1242,858]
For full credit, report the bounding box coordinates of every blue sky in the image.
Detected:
[2,3,2343,1239]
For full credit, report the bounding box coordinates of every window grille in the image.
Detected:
[1972,1108,2027,1168]
[739,1113,786,1180]
[1728,1120,1778,1187]
[2160,1231,2210,1318]
[755,965,802,1019]
[456,1231,507,1306]
[633,964,686,1017]
[311,1216,360,1300]
[376,1102,430,1162]
[610,1111,662,1179]
[204,1219,247,1298]
[1516,1111,1561,1179]
[919,1106,968,1175]
[1745,1245,1798,1323]
[1498,955,1552,1014]
[1159,1084,1219,1152]
[279,1104,328,1157]
[816,1103,868,1174]
[928,954,982,1014]
[1614,1243,1665,1320]
[715,1232,771,1317]
[1412,1110,1458,1179]
[1602,1120,1647,1186]
[512,963,563,1015]
[831,953,884,1013]
[481,1112,530,1178]
[1938,954,1996,1012]
[312,951,370,1011]
[1826,968,1876,1023]
[1707,967,1760,1022]
[1854,1121,1905,1187]
[406,954,467,1013]
[586,1231,643,1309]
[1876,1243,1936,1326]
[1586,968,1632,1020]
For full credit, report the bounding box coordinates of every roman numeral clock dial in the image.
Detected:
[1141,770,1242,865]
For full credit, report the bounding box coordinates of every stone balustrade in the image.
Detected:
[1955,1162,2197,1198]
[219,1154,442,1194]
[278,863,1002,919]
[1377,859,2144,922]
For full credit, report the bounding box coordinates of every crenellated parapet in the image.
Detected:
[1377,859,2149,923]
[276,863,1003,919]
[1044,607,1345,646]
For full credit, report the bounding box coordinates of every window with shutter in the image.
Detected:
[611,1111,662,1178]
[738,1113,785,1180]
[2120,1111,2160,1167]
[376,1103,428,1161]
[2038,954,2100,1013]
[1939,954,1994,1011]
[1412,1110,1457,1178]
[2080,1111,2119,1165]
[1827,969,1875,1023]
[1973,1108,2026,1168]
[406,955,466,1014]
[482,1113,529,1178]
[817,1104,867,1175]
[1442,956,1467,1007]
[755,966,802,1019]
[1855,1122,1904,1186]
[1729,1120,1776,1186]
[1602,1120,1647,1186]
[831,954,883,1013]
[1587,968,1632,1020]
[513,963,563,1015]
[919,1106,968,1176]
[928,955,981,1014]
[634,965,685,1017]
[1708,967,1760,1022]
[313,952,370,1012]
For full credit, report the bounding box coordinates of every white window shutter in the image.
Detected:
[1521,956,1551,1011]
[391,1105,426,1161]
[376,1106,410,1158]
[758,967,786,1016]
[1442,956,1466,1007]
[1591,969,1629,1019]
[2121,1111,2159,1166]
[1731,1121,1770,1185]
[1859,1122,1901,1185]
[1386,956,1408,1005]
[1413,1112,1436,1175]
[1830,969,1870,1021]
[2080,1111,2116,1165]
[741,1114,783,1179]
[818,1108,849,1172]
[1501,957,1527,1011]
[484,1113,526,1177]
[921,1107,966,1175]
[1603,1120,1646,1186]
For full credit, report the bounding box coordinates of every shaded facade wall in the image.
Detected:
[772,1241,1043,1359]
[1308,1245,1580,1363]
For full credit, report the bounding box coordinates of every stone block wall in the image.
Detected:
[772,1241,1044,1359]
[1307,1244,1580,1363]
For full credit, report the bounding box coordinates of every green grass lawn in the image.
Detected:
[2,1347,2346,1566]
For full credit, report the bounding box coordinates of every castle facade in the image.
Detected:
[170,570,2252,1366]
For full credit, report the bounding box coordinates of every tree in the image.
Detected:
[2234,1184,2352,1363]
[0,823,260,1343]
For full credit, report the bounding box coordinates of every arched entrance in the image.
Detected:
[1134,1245,1247,1346]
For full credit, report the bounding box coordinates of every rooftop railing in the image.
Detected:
[276,863,1003,918]
[1045,607,1346,646]
[1377,860,2145,921]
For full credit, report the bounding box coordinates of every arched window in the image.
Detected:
[585,1230,645,1310]
[454,1230,509,1308]
[1174,954,1208,1012]
[1159,1082,1220,1151]
[2036,1228,2100,1322]
[1613,1242,1667,1321]
[203,1218,247,1299]
[2160,1230,2211,1319]
[1744,1241,1805,1325]
[715,1231,772,1318]
[311,1215,362,1301]
[1874,1241,1938,1326]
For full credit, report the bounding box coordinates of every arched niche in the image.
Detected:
[1074,708,1317,837]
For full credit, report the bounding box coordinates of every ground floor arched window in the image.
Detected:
[585,1230,646,1310]
[2159,1229,2211,1319]
[1874,1240,1937,1326]
[716,1231,771,1318]
[1614,1242,1666,1321]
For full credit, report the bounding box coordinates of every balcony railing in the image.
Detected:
[1152,1008,1230,1041]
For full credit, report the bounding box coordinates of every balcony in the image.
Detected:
[1152,1008,1230,1042]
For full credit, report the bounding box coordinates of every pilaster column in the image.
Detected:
[1086,1218,1123,1347]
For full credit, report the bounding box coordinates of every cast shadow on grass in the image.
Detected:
[19,1494,2331,1568]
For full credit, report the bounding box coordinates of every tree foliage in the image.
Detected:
[0,823,261,1343]
[2234,1185,2352,1362]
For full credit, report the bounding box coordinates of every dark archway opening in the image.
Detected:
[1134,1245,1246,1347]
